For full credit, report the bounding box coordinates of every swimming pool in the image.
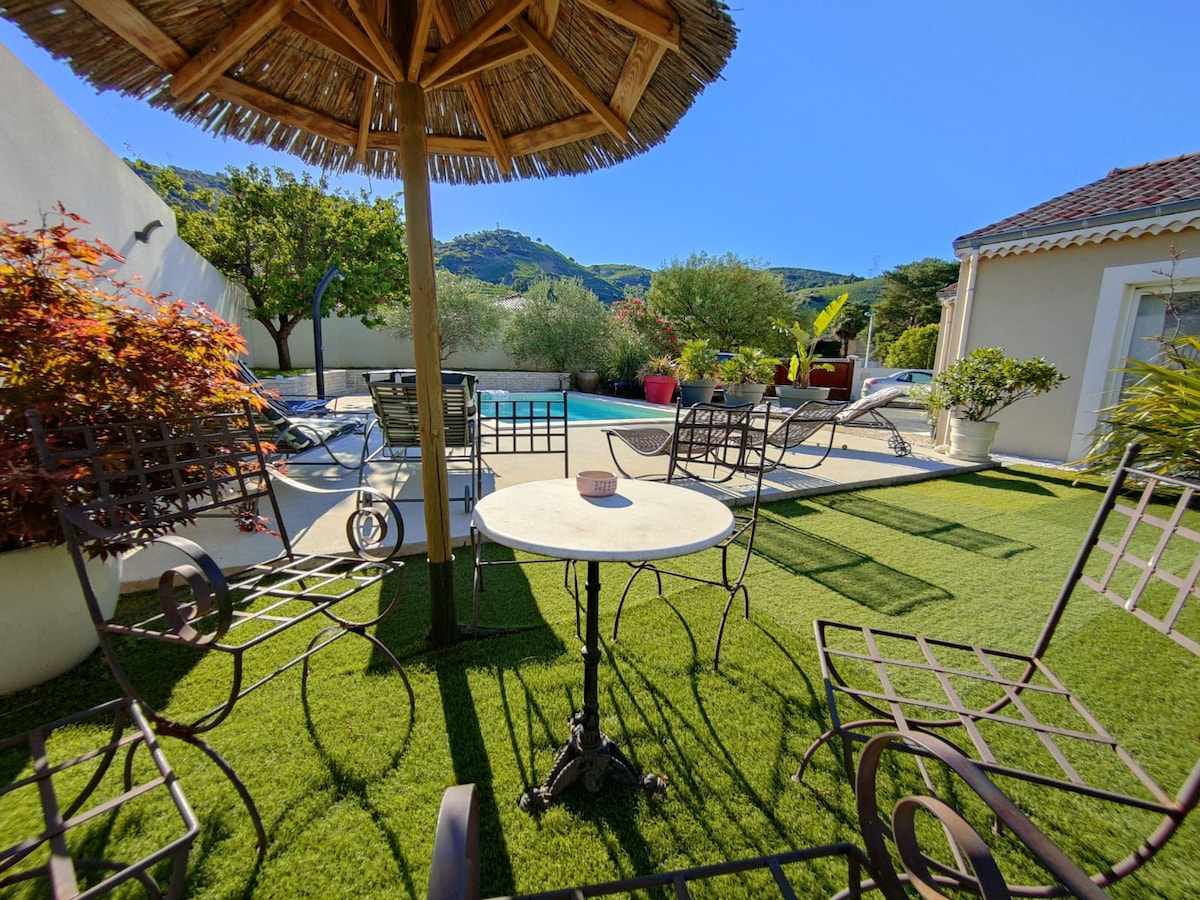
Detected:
[479,392,672,423]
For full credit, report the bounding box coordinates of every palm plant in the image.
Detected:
[1075,335,1200,477]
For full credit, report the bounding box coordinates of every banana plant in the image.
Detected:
[773,292,849,388]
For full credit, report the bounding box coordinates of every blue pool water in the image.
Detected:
[479,392,671,423]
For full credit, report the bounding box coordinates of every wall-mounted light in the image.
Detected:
[134,219,163,243]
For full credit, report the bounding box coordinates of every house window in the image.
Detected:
[1125,290,1200,381]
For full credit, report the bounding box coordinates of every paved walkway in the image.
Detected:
[121,395,992,590]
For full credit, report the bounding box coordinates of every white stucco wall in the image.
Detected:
[941,230,1200,462]
[0,41,543,374]
[0,41,249,330]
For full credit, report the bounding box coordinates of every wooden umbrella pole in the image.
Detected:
[396,78,457,647]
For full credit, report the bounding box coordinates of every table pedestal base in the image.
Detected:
[520,712,667,813]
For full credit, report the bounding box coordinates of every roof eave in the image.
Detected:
[953,197,1200,255]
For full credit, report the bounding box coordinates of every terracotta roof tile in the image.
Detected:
[956,151,1200,244]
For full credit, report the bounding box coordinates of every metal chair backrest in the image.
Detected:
[1036,443,1200,660]
[26,402,290,620]
[666,402,756,484]
[369,376,477,450]
[474,390,569,471]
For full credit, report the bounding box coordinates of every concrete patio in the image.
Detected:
[121,395,992,591]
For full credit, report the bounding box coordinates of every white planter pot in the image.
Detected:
[949,419,1000,462]
[0,544,120,695]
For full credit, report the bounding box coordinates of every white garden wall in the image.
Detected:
[1,41,526,373]
[0,42,248,331]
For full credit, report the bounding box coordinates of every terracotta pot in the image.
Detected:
[948,418,1000,462]
[0,543,120,695]
[642,374,677,405]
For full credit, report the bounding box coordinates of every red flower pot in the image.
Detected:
[642,374,678,405]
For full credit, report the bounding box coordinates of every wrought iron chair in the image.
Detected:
[748,388,911,471]
[27,402,412,859]
[611,403,767,669]
[469,390,577,635]
[602,400,754,481]
[0,698,199,899]
[427,731,1109,900]
[798,443,1200,896]
[359,369,478,510]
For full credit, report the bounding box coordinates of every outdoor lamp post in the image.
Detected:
[864,311,876,370]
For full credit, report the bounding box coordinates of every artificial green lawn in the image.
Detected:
[2,465,1198,898]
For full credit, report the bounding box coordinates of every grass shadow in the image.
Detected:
[811,493,1033,559]
[752,519,951,615]
[425,555,571,897]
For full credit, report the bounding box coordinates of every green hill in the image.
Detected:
[588,263,653,295]
[126,160,228,211]
[434,230,625,304]
[797,276,884,307]
[769,267,864,293]
[120,167,866,305]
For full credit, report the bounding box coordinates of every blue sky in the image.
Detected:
[5,1,1200,277]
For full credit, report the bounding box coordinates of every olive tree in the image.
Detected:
[647,252,794,350]
[380,271,503,362]
[502,277,609,372]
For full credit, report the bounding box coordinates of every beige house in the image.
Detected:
[936,153,1200,462]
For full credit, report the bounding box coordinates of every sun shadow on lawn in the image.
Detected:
[422,549,573,898]
[810,494,1034,559]
[602,595,861,865]
[752,519,951,615]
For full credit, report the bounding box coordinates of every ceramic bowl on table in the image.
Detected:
[576,470,618,497]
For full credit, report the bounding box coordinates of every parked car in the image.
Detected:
[860,369,933,402]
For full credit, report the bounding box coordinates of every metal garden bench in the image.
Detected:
[27,402,413,859]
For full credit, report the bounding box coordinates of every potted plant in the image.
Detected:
[719,347,780,406]
[639,355,678,405]
[772,292,849,406]
[0,209,258,694]
[675,339,720,406]
[925,346,1066,461]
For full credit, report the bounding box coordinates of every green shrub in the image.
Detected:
[1076,335,1200,477]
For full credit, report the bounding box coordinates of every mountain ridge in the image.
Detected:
[127,163,863,301]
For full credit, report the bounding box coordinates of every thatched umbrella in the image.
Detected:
[2,0,737,647]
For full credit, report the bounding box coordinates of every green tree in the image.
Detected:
[884,323,940,368]
[831,298,872,357]
[501,277,610,372]
[873,258,958,337]
[647,252,794,349]
[148,162,408,370]
[380,271,502,362]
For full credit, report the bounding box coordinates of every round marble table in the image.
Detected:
[472,477,734,811]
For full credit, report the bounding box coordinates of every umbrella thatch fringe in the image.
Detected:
[2,0,736,185]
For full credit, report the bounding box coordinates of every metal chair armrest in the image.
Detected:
[857,731,1109,900]
[428,785,481,900]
